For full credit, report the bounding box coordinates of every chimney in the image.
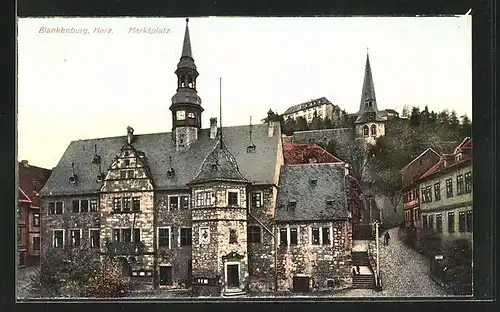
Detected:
[21,160,29,167]
[345,163,349,177]
[127,126,134,144]
[210,118,218,140]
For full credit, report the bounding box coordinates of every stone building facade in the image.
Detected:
[39,19,357,296]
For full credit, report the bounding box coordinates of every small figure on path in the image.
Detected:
[384,231,390,246]
[356,265,360,275]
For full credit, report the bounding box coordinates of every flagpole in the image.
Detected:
[219,76,222,149]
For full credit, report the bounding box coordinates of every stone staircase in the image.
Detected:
[352,251,375,289]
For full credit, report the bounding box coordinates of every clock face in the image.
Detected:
[176,110,185,120]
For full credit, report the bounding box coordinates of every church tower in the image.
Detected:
[354,52,386,146]
[170,18,204,151]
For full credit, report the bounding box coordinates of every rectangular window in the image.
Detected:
[90,199,98,212]
[251,192,262,208]
[248,226,262,243]
[48,202,56,214]
[113,198,122,212]
[180,196,189,210]
[124,159,130,166]
[127,169,134,178]
[279,228,288,246]
[113,229,121,242]
[80,200,89,213]
[436,214,442,233]
[204,192,213,206]
[132,197,140,211]
[90,229,100,248]
[158,228,170,248]
[459,211,466,232]
[448,212,455,233]
[229,229,237,244]
[169,196,179,210]
[322,227,331,245]
[466,211,473,232]
[72,200,80,213]
[428,215,434,231]
[196,192,204,207]
[464,172,472,193]
[32,212,40,227]
[434,182,441,201]
[180,228,192,246]
[70,230,81,247]
[423,215,428,229]
[290,228,298,246]
[120,170,126,179]
[421,186,432,203]
[311,228,320,245]
[123,197,131,212]
[32,237,41,251]
[122,229,132,242]
[228,191,239,207]
[446,178,453,198]
[53,230,64,248]
[56,202,63,214]
[133,229,141,242]
[457,174,464,195]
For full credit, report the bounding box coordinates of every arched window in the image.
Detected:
[362,125,369,136]
[371,124,377,136]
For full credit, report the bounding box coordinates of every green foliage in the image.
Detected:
[29,244,130,298]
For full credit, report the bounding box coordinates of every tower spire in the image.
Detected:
[359,50,377,112]
[219,76,223,149]
[176,18,196,71]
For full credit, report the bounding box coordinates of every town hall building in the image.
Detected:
[40,19,359,296]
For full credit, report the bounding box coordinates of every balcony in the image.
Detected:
[106,241,145,256]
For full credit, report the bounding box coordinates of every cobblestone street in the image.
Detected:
[332,227,450,298]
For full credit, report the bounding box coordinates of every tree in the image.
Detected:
[323,116,333,129]
[401,105,410,118]
[29,243,131,298]
[437,109,450,126]
[282,117,297,136]
[409,106,421,127]
[460,114,472,138]
[295,116,308,131]
[309,111,323,130]
[420,105,430,125]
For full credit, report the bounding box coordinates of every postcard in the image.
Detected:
[16,16,472,300]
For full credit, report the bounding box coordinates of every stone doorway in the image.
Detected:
[159,266,173,286]
[225,263,240,288]
[292,276,310,293]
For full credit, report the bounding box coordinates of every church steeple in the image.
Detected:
[355,51,382,124]
[170,18,204,151]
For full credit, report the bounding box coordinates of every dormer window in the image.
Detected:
[211,163,218,171]
[455,153,463,161]
[326,199,334,207]
[288,200,297,209]
[167,168,175,178]
[310,179,317,186]
[96,173,104,183]
[124,159,130,166]
[69,175,78,184]
[247,144,256,153]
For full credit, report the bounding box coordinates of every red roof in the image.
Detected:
[18,162,52,207]
[283,143,343,165]
[418,137,472,181]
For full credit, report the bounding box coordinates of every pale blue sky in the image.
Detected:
[17,16,471,169]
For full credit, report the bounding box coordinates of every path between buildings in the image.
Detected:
[334,227,450,298]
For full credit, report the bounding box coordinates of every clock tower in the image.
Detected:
[170,18,204,151]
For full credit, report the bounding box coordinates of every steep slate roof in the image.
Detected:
[283,143,343,165]
[275,163,349,222]
[283,97,333,115]
[355,53,386,123]
[18,162,52,207]
[189,140,249,185]
[41,123,280,196]
[176,18,196,71]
